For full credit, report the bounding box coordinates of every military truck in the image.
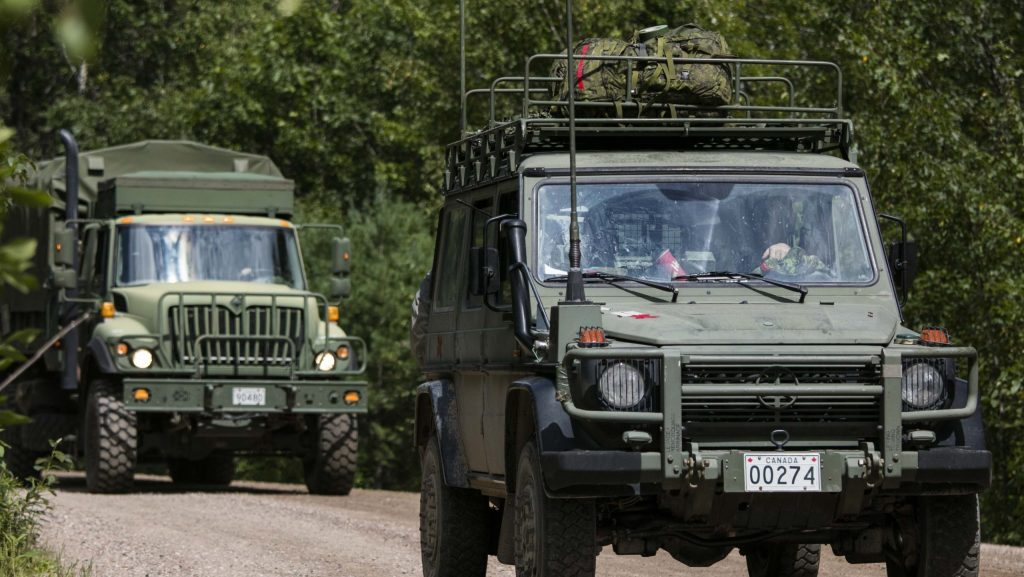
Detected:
[1,133,368,494]
[413,16,991,577]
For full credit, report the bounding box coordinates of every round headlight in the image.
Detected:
[597,362,646,410]
[130,348,154,369]
[315,351,336,372]
[901,363,946,410]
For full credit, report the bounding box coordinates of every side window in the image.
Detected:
[464,197,494,309]
[435,206,469,310]
[496,191,517,305]
[91,228,109,295]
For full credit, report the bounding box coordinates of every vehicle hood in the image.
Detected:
[113,281,314,317]
[600,302,898,346]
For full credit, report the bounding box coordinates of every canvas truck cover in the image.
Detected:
[28,140,284,211]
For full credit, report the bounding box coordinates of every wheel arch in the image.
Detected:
[504,376,576,493]
[415,379,470,488]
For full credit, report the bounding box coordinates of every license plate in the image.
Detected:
[743,453,821,492]
[232,387,266,406]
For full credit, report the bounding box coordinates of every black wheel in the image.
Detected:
[419,435,489,577]
[303,413,357,495]
[886,495,980,577]
[746,543,820,577]
[84,379,136,493]
[514,440,596,577]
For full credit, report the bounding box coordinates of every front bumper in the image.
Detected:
[122,378,368,414]
[542,446,992,495]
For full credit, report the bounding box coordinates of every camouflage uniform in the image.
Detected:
[758,246,830,277]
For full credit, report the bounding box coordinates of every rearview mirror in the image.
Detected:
[469,246,500,296]
[331,237,351,276]
[329,276,352,301]
[53,267,77,290]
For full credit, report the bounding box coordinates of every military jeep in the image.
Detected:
[413,49,990,577]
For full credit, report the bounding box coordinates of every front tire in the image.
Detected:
[84,379,136,493]
[303,413,357,495]
[745,543,820,577]
[419,435,489,577]
[513,440,596,577]
[886,495,980,577]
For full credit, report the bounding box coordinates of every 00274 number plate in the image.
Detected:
[232,387,267,407]
[743,453,821,492]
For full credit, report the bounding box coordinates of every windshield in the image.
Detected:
[116,224,305,289]
[537,182,874,284]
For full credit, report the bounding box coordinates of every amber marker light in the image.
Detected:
[336,345,350,360]
[343,391,361,405]
[202,215,216,224]
[133,388,151,403]
[115,342,129,356]
[578,326,607,347]
[327,305,340,322]
[920,327,951,345]
[100,301,116,318]
[119,217,133,224]
[183,215,196,223]
[222,216,235,223]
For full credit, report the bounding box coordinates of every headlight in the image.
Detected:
[314,351,336,372]
[130,348,154,369]
[597,362,647,410]
[901,362,947,410]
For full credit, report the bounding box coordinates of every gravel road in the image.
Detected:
[40,473,1023,577]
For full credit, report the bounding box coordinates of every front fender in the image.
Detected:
[415,379,470,488]
[89,315,159,374]
[504,376,577,491]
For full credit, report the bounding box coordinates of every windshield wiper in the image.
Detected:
[547,271,679,303]
[673,271,807,303]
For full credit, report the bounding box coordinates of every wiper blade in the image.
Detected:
[547,271,679,303]
[673,271,807,303]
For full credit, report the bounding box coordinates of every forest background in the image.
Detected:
[1,0,1021,545]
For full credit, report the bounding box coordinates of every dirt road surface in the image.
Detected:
[40,473,1023,577]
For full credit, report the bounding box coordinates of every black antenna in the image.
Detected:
[459,0,466,136]
[563,0,586,302]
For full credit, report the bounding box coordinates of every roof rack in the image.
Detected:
[444,55,852,194]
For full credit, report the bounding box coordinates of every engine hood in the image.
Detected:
[112,281,315,320]
[600,302,897,346]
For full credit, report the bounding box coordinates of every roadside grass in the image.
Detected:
[0,437,90,577]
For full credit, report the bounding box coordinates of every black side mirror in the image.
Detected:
[880,214,915,305]
[53,227,76,267]
[329,276,352,300]
[469,246,500,296]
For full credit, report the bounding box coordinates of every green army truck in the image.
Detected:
[1,133,367,494]
[413,17,991,577]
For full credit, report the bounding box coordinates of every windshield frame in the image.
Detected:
[531,174,879,289]
[113,222,308,290]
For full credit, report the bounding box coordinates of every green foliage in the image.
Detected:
[0,438,86,577]
[0,0,1021,543]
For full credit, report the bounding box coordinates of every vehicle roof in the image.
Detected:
[519,150,860,172]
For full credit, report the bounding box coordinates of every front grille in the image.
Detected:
[168,305,305,366]
[681,365,881,425]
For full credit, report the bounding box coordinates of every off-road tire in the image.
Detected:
[514,440,597,577]
[746,543,820,577]
[84,379,136,493]
[886,495,980,577]
[419,435,489,577]
[304,413,357,495]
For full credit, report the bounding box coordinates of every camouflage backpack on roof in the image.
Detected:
[636,24,733,109]
[549,24,733,118]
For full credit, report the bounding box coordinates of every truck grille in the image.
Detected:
[681,365,881,425]
[168,305,305,366]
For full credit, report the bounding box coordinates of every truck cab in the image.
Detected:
[414,51,990,577]
[2,139,367,494]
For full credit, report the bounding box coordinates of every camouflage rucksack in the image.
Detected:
[550,38,639,117]
[636,24,733,109]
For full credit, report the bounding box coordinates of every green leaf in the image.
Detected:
[7,186,51,208]
[0,237,37,262]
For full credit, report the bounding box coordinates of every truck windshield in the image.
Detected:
[537,181,874,284]
[116,224,305,289]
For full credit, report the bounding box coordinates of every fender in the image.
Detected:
[504,376,577,489]
[86,336,119,375]
[415,379,470,488]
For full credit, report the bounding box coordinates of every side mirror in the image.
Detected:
[331,237,351,276]
[329,276,352,300]
[53,267,78,290]
[886,238,918,300]
[54,227,76,267]
[469,246,500,296]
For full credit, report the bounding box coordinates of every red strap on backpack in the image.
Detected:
[576,43,589,91]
